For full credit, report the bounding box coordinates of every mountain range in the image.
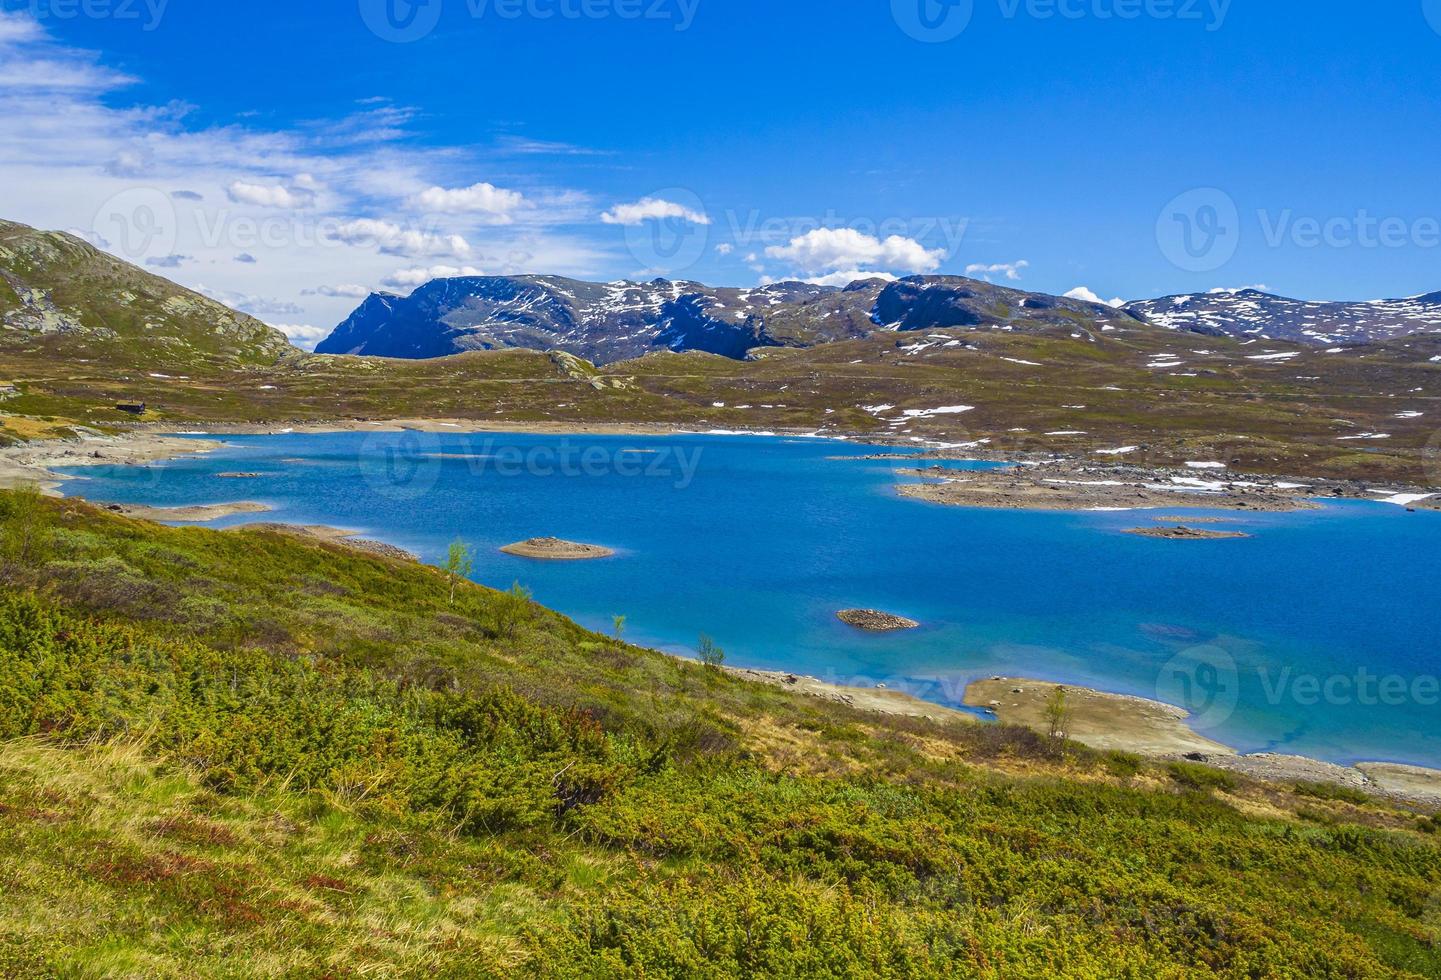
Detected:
[319,275,1441,365]
[315,274,1147,365]
[2,217,1440,374]
[1122,288,1441,346]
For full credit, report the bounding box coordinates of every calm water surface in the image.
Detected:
[56,431,1441,768]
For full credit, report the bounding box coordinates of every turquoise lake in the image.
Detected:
[57,430,1441,769]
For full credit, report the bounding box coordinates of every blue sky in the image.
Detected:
[1,0,1439,345]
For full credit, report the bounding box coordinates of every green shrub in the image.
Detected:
[1294,780,1371,805]
[1166,761,1238,792]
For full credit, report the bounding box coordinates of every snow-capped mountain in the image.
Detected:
[1124,289,1441,346]
[316,274,1143,364]
[315,276,869,364]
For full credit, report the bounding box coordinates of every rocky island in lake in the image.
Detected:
[500,537,616,560]
[837,609,921,632]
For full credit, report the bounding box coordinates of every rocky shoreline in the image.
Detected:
[104,501,272,523]
[896,458,1441,513]
[964,677,1441,807]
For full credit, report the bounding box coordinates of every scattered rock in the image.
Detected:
[836,609,921,632]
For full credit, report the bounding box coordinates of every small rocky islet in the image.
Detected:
[836,609,921,632]
[499,537,615,560]
[1125,525,1252,540]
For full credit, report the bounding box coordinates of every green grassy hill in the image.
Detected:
[0,220,293,369]
[0,490,1438,978]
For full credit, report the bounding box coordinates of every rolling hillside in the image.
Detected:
[1,492,1439,977]
[0,220,294,368]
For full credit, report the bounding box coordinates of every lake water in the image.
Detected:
[56,430,1441,769]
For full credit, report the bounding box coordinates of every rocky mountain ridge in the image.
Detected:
[317,274,1145,364]
[1123,288,1441,346]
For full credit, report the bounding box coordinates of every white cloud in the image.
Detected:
[1064,286,1125,308]
[145,254,194,269]
[1208,284,1270,294]
[789,269,898,287]
[305,284,371,298]
[715,243,734,255]
[196,286,303,318]
[601,197,710,226]
[410,181,526,223]
[267,323,331,349]
[966,260,1030,282]
[226,180,316,209]
[0,11,44,45]
[331,219,471,259]
[381,265,485,290]
[0,12,640,335]
[764,227,944,277]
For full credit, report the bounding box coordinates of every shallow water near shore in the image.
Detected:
[56,430,1441,768]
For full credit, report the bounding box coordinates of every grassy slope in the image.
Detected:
[0,221,292,370]
[1,316,1437,481]
[0,491,1439,978]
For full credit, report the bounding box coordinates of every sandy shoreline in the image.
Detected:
[716,667,1441,806]
[964,677,1441,807]
[0,426,227,494]
[103,501,272,523]
[724,667,973,722]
